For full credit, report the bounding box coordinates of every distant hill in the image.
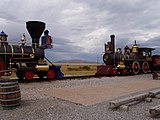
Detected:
[56,59,96,63]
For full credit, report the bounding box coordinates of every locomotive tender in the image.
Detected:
[96,34,160,76]
[0,21,63,80]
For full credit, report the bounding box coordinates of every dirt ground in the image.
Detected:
[1,74,160,120]
[39,78,160,106]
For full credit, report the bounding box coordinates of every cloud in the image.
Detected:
[1,0,160,62]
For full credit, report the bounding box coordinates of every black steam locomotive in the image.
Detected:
[96,35,160,76]
[0,21,63,80]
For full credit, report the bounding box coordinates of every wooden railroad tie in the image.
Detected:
[109,93,150,109]
[146,105,160,117]
[109,89,160,110]
[149,89,160,97]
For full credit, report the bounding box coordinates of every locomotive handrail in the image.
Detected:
[44,57,54,66]
[0,41,8,42]
[0,41,40,46]
[0,70,12,73]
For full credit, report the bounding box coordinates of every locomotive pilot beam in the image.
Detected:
[96,34,159,76]
[0,21,63,80]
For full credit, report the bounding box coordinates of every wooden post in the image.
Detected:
[109,93,149,109]
[147,105,160,117]
[153,72,158,79]
[149,89,160,97]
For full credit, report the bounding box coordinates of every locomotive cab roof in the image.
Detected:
[139,47,155,57]
[0,31,8,37]
[139,47,155,51]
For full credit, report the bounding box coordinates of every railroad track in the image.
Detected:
[60,75,100,80]
[12,73,152,83]
[16,74,101,83]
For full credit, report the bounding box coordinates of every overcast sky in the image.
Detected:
[1,0,160,62]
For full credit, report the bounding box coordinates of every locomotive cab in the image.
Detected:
[139,48,154,60]
[0,31,8,46]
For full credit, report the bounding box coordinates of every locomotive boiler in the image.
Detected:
[96,34,160,76]
[0,21,63,80]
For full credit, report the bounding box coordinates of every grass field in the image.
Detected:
[55,63,98,76]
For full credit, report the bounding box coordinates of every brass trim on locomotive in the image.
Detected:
[10,45,14,57]
[35,65,49,71]
[31,47,35,58]
[21,46,24,58]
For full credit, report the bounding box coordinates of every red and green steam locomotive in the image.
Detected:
[96,35,160,76]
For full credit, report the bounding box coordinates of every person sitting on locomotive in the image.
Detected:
[41,30,52,49]
[124,45,130,59]
[105,42,111,52]
[115,48,122,65]
[116,48,122,54]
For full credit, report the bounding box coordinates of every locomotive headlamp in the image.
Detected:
[30,54,34,58]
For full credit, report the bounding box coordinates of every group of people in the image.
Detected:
[115,45,131,60]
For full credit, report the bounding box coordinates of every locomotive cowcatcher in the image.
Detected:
[96,34,160,76]
[0,21,63,80]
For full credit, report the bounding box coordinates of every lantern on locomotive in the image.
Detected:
[0,21,63,80]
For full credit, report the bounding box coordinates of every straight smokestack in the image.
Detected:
[110,34,115,53]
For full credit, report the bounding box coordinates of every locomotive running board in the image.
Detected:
[0,70,12,73]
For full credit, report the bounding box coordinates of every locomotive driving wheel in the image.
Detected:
[111,68,117,76]
[132,61,140,75]
[121,69,127,75]
[25,70,34,80]
[47,69,56,79]
[0,59,4,77]
[142,62,149,73]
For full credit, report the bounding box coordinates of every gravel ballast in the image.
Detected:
[1,74,160,120]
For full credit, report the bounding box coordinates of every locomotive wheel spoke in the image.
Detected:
[47,69,55,79]
[25,70,34,80]
[132,61,140,75]
[142,62,149,73]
